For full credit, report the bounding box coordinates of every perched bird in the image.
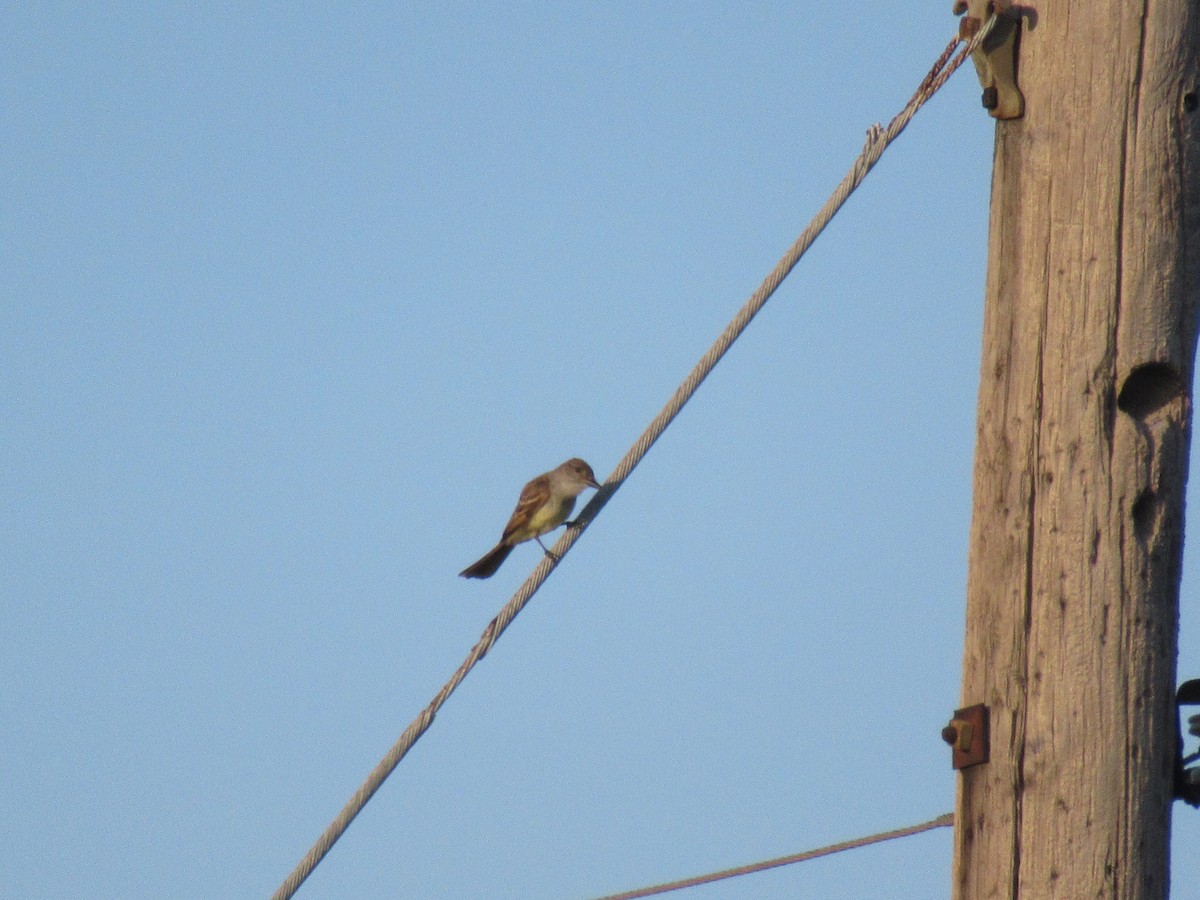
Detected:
[460,458,601,579]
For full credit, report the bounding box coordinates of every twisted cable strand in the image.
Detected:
[587,813,955,900]
[271,16,995,900]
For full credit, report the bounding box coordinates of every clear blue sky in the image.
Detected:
[5,4,1199,899]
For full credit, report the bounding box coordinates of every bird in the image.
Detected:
[459,458,601,579]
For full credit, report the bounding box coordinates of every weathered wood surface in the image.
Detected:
[955,2,1200,897]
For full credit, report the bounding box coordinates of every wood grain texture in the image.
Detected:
[955,2,1200,897]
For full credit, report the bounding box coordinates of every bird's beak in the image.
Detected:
[587,477,602,490]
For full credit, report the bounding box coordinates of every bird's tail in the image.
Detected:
[459,543,513,579]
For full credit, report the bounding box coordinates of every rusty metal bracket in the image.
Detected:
[952,0,1025,119]
[942,703,990,769]
[1175,679,1200,807]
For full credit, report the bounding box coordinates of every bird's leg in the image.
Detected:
[535,536,560,562]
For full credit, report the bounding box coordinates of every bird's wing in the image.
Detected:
[500,473,551,544]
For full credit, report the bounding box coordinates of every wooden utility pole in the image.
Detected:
[954,2,1200,898]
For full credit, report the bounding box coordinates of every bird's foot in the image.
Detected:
[536,537,560,563]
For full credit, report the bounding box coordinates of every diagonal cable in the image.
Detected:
[271,15,996,900]
[586,813,954,900]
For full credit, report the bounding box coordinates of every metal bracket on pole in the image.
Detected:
[942,703,990,769]
[1175,679,1200,807]
[952,0,1025,119]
